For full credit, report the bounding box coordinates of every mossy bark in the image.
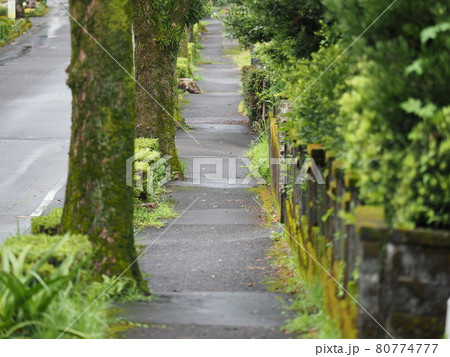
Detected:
[133,0,192,173]
[178,27,189,58]
[62,0,145,289]
[187,24,194,43]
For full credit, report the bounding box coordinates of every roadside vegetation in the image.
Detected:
[0,233,145,338]
[0,1,49,48]
[24,1,48,17]
[0,17,31,47]
[266,232,341,338]
[223,0,450,231]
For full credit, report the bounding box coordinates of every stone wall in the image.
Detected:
[359,227,450,338]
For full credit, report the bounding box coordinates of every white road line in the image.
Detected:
[30,174,66,217]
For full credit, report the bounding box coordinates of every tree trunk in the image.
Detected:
[178,27,189,58]
[15,0,24,18]
[134,36,181,171]
[62,0,144,288]
[133,0,192,173]
[187,24,194,43]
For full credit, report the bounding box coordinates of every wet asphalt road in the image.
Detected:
[0,1,70,241]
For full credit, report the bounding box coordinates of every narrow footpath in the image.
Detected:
[123,19,290,339]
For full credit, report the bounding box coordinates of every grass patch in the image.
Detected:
[245,134,270,184]
[0,234,107,338]
[224,45,251,68]
[266,232,342,338]
[238,100,248,116]
[0,232,150,338]
[134,201,177,231]
[249,185,278,225]
[195,58,221,65]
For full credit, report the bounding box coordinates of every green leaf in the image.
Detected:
[400,98,437,119]
[420,22,450,44]
[405,59,423,76]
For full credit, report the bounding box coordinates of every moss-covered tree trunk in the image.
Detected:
[133,0,192,173]
[134,35,181,171]
[62,0,144,288]
[187,24,194,43]
[178,27,189,58]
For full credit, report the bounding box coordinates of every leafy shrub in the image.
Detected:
[35,3,48,17]
[177,57,194,78]
[0,17,11,41]
[30,208,62,235]
[223,0,324,61]
[2,233,91,277]
[134,138,168,201]
[241,65,272,123]
[177,22,200,80]
[0,6,7,17]
[24,2,48,17]
[0,235,114,338]
[282,41,355,150]
[328,0,450,229]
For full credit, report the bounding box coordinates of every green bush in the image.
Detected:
[2,233,91,277]
[0,6,7,17]
[134,138,168,201]
[0,235,112,338]
[241,65,272,123]
[282,40,355,150]
[223,0,324,62]
[231,0,450,229]
[0,17,11,41]
[30,208,62,235]
[327,0,450,229]
[177,57,194,78]
[34,3,48,17]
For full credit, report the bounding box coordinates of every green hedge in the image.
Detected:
[0,18,32,47]
[325,0,450,229]
[0,17,11,41]
[177,57,195,78]
[241,65,272,123]
[134,138,168,201]
[230,0,450,230]
[31,208,62,235]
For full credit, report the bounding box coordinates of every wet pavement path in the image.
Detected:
[123,19,291,339]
